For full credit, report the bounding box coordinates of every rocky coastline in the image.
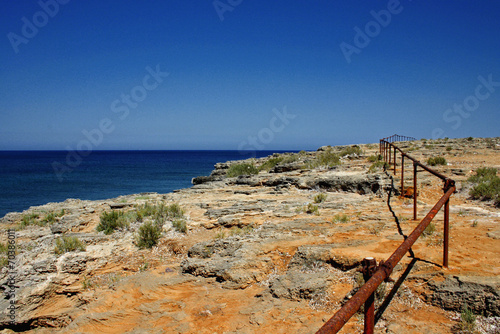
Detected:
[0,137,499,333]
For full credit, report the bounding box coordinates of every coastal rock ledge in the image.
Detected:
[1,137,499,333]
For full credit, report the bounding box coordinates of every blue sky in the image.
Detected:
[1,1,499,151]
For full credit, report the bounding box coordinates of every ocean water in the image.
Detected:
[0,150,287,218]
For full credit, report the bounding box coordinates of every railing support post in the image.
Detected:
[443,198,450,268]
[362,257,377,334]
[389,145,392,166]
[401,155,405,196]
[393,148,397,175]
[413,162,417,220]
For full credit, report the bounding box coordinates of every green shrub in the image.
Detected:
[43,212,56,224]
[172,219,187,233]
[0,242,8,269]
[468,168,500,207]
[427,157,447,166]
[165,203,184,219]
[446,146,452,152]
[54,236,86,254]
[281,154,301,164]
[226,163,259,177]
[457,305,476,332]
[340,145,362,157]
[136,222,162,249]
[306,203,319,215]
[332,214,350,223]
[467,136,474,141]
[259,157,284,171]
[307,150,340,169]
[19,213,40,228]
[468,167,497,182]
[296,203,320,215]
[230,226,253,236]
[97,211,129,235]
[135,202,185,226]
[367,154,382,162]
[314,193,327,203]
[136,202,157,217]
[422,222,436,237]
[368,161,389,173]
[214,228,226,239]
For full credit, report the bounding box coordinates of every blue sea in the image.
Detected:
[0,150,287,218]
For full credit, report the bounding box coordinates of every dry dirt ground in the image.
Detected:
[0,137,499,334]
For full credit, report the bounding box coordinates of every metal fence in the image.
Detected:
[316,134,456,334]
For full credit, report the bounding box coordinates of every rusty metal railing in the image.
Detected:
[316,135,455,334]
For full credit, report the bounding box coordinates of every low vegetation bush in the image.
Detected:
[367,154,382,162]
[296,203,320,215]
[368,161,389,173]
[314,193,327,203]
[258,154,302,172]
[422,222,436,237]
[135,202,185,226]
[306,203,319,215]
[0,242,8,269]
[136,222,162,249]
[332,214,349,223]
[456,305,477,333]
[172,219,187,233]
[54,236,86,254]
[427,156,447,166]
[307,150,340,169]
[226,163,259,177]
[230,225,253,236]
[339,145,363,157]
[97,211,129,234]
[19,210,66,229]
[259,157,284,171]
[214,228,226,239]
[468,167,500,207]
[19,213,40,228]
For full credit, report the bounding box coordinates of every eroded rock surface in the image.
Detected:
[0,137,498,333]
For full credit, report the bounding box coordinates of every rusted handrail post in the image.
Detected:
[362,258,377,334]
[443,197,450,268]
[413,162,417,220]
[401,155,405,196]
[393,147,397,175]
[388,145,392,166]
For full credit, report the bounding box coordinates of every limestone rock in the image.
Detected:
[289,244,362,271]
[269,270,335,300]
[426,275,500,316]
